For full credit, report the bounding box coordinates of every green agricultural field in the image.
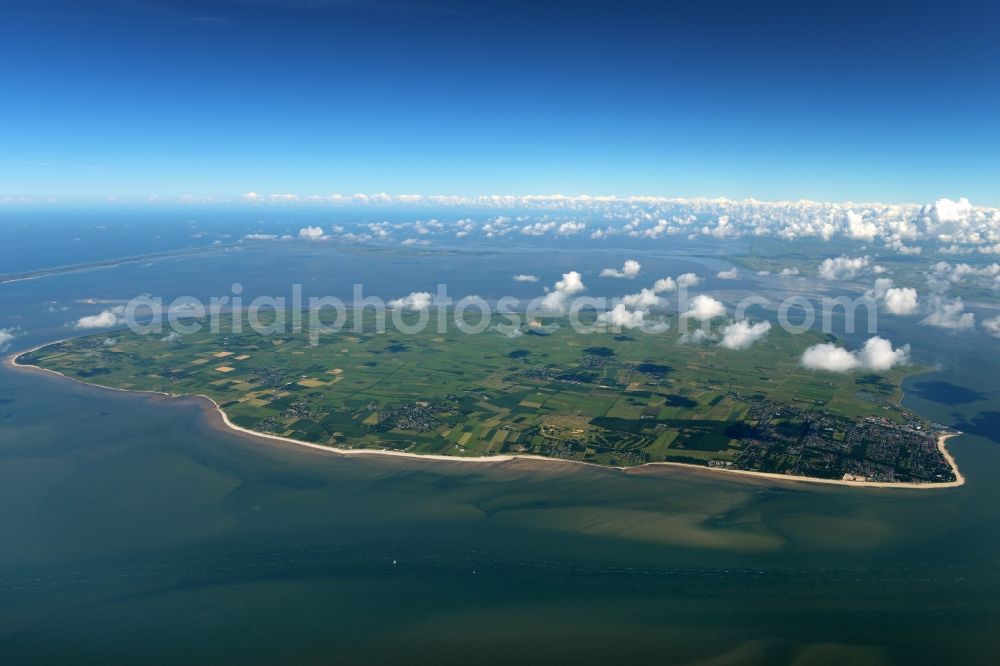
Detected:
[20,310,941,478]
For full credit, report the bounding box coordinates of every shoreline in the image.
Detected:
[0,243,237,285]
[6,341,966,490]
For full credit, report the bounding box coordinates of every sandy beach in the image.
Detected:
[7,343,967,490]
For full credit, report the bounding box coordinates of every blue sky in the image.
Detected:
[2,0,999,204]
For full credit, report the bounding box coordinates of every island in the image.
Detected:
[14,310,961,486]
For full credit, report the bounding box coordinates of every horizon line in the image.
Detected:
[0,192,991,210]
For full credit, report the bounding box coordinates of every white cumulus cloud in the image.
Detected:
[922,197,974,233]
[555,271,585,293]
[846,210,879,241]
[716,268,739,280]
[520,221,555,236]
[681,295,726,321]
[298,226,326,240]
[676,272,701,287]
[719,320,772,350]
[539,271,586,312]
[818,255,870,280]
[653,277,676,293]
[387,291,433,311]
[883,288,919,315]
[801,336,910,372]
[620,288,661,309]
[920,295,975,330]
[600,259,641,279]
[801,343,860,372]
[930,261,1000,285]
[513,274,539,283]
[865,278,919,315]
[557,220,586,236]
[0,327,17,351]
[75,306,126,329]
[983,316,1000,338]
[703,215,735,239]
[596,304,649,329]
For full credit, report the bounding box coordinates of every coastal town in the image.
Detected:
[713,393,957,483]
